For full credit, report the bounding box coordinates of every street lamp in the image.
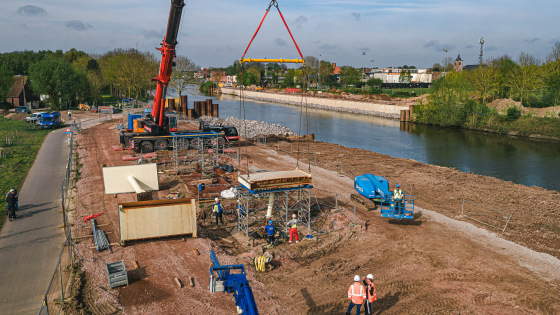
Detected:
[443,48,448,71]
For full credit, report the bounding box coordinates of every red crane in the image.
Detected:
[147,0,185,131]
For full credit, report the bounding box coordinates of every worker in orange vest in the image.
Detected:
[362,274,377,315]
[346,275,366,315]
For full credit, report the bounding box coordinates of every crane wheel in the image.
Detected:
[140,141,154,153]
[154,139,168,151]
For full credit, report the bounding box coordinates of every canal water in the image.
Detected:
[172,88,560,192]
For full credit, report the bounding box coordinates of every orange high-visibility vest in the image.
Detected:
[348,282,366,304]
[367,283,377,303]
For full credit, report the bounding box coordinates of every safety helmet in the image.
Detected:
[354,275,360,282]
[367,274,374,280]
[292,214,297,218]
[269,220,273,224]
[215,198,219,202]
[396,184,400,188]
[10,189,15,192]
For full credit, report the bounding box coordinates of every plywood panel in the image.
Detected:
[118,198,196,243]
[103,164,159,194]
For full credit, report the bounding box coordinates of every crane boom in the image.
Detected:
[150,0,185,129]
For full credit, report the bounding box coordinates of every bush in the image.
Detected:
[370,88,383,95]
[506,106,521,121]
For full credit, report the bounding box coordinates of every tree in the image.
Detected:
[304,56,319,86]
[319,60,334,86]
[467,62,498,104]
[399,69,412,83]
[507,52,544,105]
[29,57,81,109]
[367,78,383,87]
[442,57,453,72]
[169,55,198,98]
[432,63,443,72]
[0,66,15,110]
[339,66,360,87]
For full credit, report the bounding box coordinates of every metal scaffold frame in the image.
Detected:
[170,131,219,172]
[236,185,358,243]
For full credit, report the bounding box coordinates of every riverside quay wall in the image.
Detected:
[221,88,410,119]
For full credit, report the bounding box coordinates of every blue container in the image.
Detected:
[128,114,142,129]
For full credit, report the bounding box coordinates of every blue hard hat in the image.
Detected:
[396,184,400,188]
[268,220,273,224]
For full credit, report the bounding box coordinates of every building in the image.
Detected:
[369,67,433,84]
[454,55,479,72]
[210,71,227,84]
[6,75,39,108]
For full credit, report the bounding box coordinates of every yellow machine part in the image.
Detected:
[133,120,144,133]
[240,58,305,65]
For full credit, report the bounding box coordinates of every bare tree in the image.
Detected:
[507,52,544,105]
[442,57,453,72]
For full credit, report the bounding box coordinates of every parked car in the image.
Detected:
[25,113,42,123]
[15,106,31,114]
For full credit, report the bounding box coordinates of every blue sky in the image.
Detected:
[1,0,559,69]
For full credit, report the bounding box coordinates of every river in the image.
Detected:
[171,88,560,192]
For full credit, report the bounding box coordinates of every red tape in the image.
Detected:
[83,212,104,224]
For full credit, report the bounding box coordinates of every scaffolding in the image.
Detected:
[236,174,357,243]
[170,131,219,172]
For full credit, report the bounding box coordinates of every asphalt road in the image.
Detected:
[0,116,118,315]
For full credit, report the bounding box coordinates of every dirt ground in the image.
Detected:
[70,120,560,314]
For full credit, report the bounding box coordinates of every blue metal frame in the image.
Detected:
[209,250,259,315]
[379,195,415,220]
[170,130,219,138]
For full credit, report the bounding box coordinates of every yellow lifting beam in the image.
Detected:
[240,58,305,65]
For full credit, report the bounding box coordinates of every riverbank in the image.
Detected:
[465,116,560,141]
[222,88,408,119]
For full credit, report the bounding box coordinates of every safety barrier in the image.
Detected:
[308,188,357,236]
[302,150,317,166]
[37,127,76,315]
[276,140,293,154]
[461,199,512,234]
[339,162,357,179]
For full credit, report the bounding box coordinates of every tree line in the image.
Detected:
[0,48,198,110]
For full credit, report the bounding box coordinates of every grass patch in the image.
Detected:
[0,117,50,231]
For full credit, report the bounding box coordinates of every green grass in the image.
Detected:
[0,117,50,230]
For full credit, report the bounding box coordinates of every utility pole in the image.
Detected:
[362,52,366,82]
[318,54,321,90]
[479,37,484,65]
[443,48,448,72]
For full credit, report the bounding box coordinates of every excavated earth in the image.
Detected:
[69,120,560,314]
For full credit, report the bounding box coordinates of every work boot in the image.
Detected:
[296,241,299,243]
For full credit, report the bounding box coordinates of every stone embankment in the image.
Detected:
[199,116,296,138]
[222,88,409,119]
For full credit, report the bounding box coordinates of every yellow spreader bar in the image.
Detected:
[240,58,305,65]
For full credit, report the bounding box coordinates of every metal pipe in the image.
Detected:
[266,192,275,218]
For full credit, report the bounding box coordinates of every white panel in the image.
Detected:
[102,164,159,195]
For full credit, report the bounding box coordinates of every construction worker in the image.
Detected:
[393,184,404,214]
[347,275,366,315]
[362,274,377,315]
[212,198,224,228]
[6,189,18,221]
[67,110,72,119]
[265,220,276,245]
[287,214,299,244]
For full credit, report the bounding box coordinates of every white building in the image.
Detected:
[368,67,433,84]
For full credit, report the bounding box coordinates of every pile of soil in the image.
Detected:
[487,98,522,114]
[5,113,28,121]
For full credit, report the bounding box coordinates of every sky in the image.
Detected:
[1,0,559,69]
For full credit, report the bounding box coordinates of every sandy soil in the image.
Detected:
[70,120,560,314]
[488,98,560,117]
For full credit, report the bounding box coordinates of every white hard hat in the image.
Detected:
[367,274,374,280]
[354,275,360,282]
[292,214,297,218]
[215,198,219,202]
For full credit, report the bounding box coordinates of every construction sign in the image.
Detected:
[65,127,72,134]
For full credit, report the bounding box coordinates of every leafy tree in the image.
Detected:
[339,66,360,87]
[467,61,498,104]
[367,78,383,87]
[506,106,521,121]
[319,60,334,86]
[507,52,544,105]
[0,66,15,110]
[86,58,100,72]
[546,68,560,105]
[29,57,82,109]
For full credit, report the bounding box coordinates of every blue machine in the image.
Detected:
[353,174,415,220]
[38,112,62,129]
[128,114,143,129]
[209,250,259,315]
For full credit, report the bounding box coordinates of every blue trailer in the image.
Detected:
[352,174,415,220]
[38,112,62,129]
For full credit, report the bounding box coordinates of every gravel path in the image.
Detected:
[198,116,296,138]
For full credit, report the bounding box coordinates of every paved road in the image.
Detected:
[0,116,119,315]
